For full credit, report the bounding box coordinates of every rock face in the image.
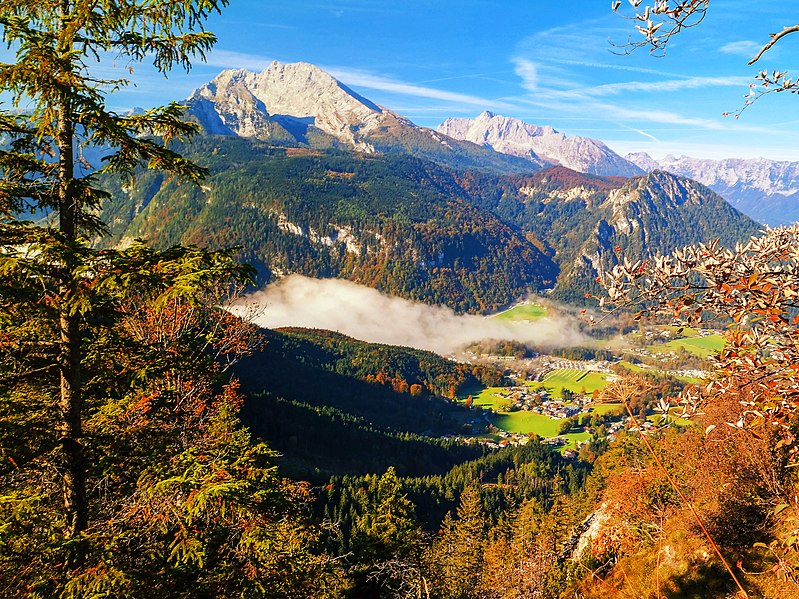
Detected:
[626,152,799,226]
[437,111,644,177]
[187,62,543,173]
[188,62,386,151]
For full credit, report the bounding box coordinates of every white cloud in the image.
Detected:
[719,40,761,57]
[506,19,770,137]
[513,58,538,92]
[238,275,584,356]
[326,67,519,111]
[582,76,750,97]
[632,128,659,142]
[513,91,732,131]
[546,58,690,79]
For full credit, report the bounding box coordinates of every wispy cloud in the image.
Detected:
[515,92,733,131]
[581,76,750,97]
[719,40,761,58]
[326,67,519,111]
[545,58,692,79]
[632,128,659,142]
[507,18,766,136]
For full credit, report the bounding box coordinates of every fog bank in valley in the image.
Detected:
[239,275,585,356]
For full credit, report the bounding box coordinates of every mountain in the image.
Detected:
[187,62,544,174]
[101,137,558,313]
[626,152,799,226]
[437,111,644,177]
[102,131,761,311]
[100,62,765,313]
[458,166,763,304]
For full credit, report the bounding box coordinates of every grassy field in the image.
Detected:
[491,412,562,437]
[560,431,591,449]
[529,368,610,395]
[490,413,591,449]
[661,334,725,357]
[466,384,618,447]
[493,303,548,321]
[469,386,507,410]
[467,387,577,439]
[639,329,725,358]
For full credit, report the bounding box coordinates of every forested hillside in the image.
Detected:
[101,138,558,312]
[102,137,761,312]
[459,166,763,303]
[235,327,504,478]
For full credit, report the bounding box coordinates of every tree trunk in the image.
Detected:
[56,33,87,536]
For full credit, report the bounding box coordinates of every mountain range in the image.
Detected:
[100,60,763,313]
[186,61,799,228]
[626,153,799,226]
[437,111,644,177]
[187,62,543,174]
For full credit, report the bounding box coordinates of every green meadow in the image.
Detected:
[528,368,610,395]
[491,412,561,437]
[465,383,619,448]
[661,334,725,357]
[493,303,548,321]
[641,328,725,358]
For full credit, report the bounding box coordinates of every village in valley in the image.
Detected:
[455,302,723,458]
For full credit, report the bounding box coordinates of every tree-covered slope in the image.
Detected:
[103,140,761,312]
[460,166,764,304]
[102,137,558,313]
[234,327,503,479]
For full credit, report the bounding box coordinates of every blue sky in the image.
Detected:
[7,1,799,160]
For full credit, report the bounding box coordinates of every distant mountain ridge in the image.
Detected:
[101,139,559,313]
[187,61,544,174]
[462,166,762,304]
[626,152,799,226]
[438,111,644,177]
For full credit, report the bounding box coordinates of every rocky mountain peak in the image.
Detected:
[185,61,544,173]
[623,152,661,172]
[437,112,642,177]
[188,60,387,151]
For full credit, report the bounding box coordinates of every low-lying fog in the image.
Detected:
[237,275,585,356]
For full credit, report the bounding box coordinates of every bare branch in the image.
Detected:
[750,24,799,65]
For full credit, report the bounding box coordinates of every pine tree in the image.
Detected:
[1,3,351,596]
[1,0,227,540]
[428,485,487,598]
